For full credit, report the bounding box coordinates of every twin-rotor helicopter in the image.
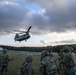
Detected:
[4,26,32,42]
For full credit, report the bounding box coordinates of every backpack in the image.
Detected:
[18,62,28,75]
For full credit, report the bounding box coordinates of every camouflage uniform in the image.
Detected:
[0,54,1,72]
[40,51,58,75]
[0,54,1,67]
[59,49,67,70]
[59,49,66,59]
[0,49,10,75]
[18,54,34,75]
[59,46,74,75]
[70,47,76,75]
[40,46,53,61]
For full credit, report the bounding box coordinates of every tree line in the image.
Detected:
[0,44,76,52]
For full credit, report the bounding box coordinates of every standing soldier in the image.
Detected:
[58,48,67,75]
[18,54,34,75]
[59,49,66,59]
[58,48,67,60]
[0,48,13,75]
[40,50,59,75]
[70,47,76,75]
[59,46,75,75]
[40,46,53,61]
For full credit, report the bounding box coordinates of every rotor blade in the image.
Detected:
[3,30,18,34]
[13,30,26,33]
[30,31,40,35]
[27,26,32,32]
[18,32,25,34]
[3,30,12,33]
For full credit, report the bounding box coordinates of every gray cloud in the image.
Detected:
[40,40,46,45]
[0,0,76,35]
[0,0,29,31]
[50,39,76,44]
[27,0,76,32]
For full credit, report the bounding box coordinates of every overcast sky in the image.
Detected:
[0,0,76,47]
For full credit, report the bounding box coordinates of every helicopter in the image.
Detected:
[14,26,32,42]
[4,26,32,42]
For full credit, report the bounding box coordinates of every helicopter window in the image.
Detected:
[15,34,19,38]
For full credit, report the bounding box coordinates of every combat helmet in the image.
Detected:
[43,50,49,57]
[62,46,70,52]
[45,46,52,52]
[26,54,33,62]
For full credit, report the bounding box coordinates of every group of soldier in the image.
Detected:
[0,46,76,75]
[39,46,76,75]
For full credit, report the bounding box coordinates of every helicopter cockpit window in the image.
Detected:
[15,34,19,38]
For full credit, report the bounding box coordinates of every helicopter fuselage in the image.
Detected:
[14,33,30,41]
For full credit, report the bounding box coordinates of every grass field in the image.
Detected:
[0,51,64,75]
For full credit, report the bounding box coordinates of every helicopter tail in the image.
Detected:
[27,26,32,32]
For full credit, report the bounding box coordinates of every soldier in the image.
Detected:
[70,47,76,75]
[58,48,67,75]
[59,46,74,75]
[0,48,13,75]
[40,50,59,75]
[18,54,34,75]
[58,48,67,65]
[40,46,53,61]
